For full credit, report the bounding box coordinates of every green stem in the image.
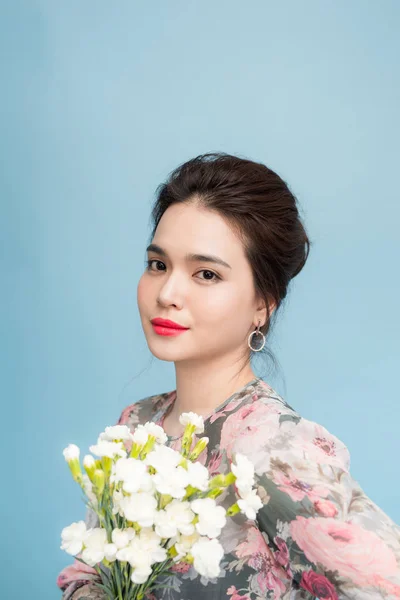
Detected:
[112,561,124,600]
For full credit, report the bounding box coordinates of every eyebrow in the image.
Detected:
[146,243,232,269]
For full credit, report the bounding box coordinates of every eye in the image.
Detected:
[145,259,166,272]
[196,269,221,282]
[145,260,221,282]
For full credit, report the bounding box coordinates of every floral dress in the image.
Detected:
[57,377,400,599]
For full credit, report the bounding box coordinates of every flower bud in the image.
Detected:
[208,487,223,499]
[83,455,96,483]
[181,425,195,457]
[224,472,236,486]
[63,444,83,483]
[93,469,105,496]
[209,474,226,489]
[101,456,112,478]
[188,437,209,461]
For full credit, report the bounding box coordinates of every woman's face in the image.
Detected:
[137,201,265,365]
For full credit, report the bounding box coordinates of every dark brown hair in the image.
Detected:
[148,152,312,381]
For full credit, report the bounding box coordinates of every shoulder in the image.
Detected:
[223,379,351,475]
[116,389,175,428]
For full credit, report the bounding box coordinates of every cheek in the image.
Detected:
[202,286,250,325]
[137,275,151,312]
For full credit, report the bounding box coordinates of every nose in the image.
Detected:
[157,273,185,309]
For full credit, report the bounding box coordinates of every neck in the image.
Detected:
[172,358,257,419]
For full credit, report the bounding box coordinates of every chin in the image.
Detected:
[145,339,185,362]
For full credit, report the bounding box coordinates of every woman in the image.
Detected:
[57,153,400,599]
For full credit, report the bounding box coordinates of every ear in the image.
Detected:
[254,299,275,328]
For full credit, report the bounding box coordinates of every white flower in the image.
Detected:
[104,542,118,562]
[63,444,80,462]
[145,444,182,471]
[154,500,195,538]
[237,488,263,520]
[115,544,134,562]
[232,453,255,495]
[191,537,224,579]
[110,457,153,493]
[115,537,154,584]
[166,500,196,535]
[186,461,209,491]
[174,530,200,561]
[137,527,167,562]
[191,498,226,538]
[142,422,168,444]
[154,509,178,539]
[111,527,136,549]
[131,562,152,584]
[89,439,126,459]
[81,528,108,567]
[152,466,189,499]
[99,425,132,441]
[119,492,158,527]
[60,521,87,555]
[179,412,204,434]
[131,426,149,446]
[118,528,167,583]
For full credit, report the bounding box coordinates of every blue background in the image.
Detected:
[2,1,399,598]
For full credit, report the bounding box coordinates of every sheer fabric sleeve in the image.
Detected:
[254,411,400,599]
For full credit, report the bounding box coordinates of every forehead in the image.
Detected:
[153,203,246,260]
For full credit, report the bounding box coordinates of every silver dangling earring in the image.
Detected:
[248,320,266,352]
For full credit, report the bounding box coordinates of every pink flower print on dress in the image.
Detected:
[285,418,351,473]
[220,402,281,465]
[236,525,268,559]
[368,574,400,597]
[273,536,291,572]
[171,562,192,574]
[290,516,398,587]
[314,499,339,517]
[271,467,332,504]
[235,526,290,597]
[226,585,251,600]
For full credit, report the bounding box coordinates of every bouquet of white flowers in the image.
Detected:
[60,412,263,600]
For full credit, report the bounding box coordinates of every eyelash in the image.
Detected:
[145,259,221,282]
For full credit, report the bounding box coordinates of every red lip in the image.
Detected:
[150,318,189,330]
